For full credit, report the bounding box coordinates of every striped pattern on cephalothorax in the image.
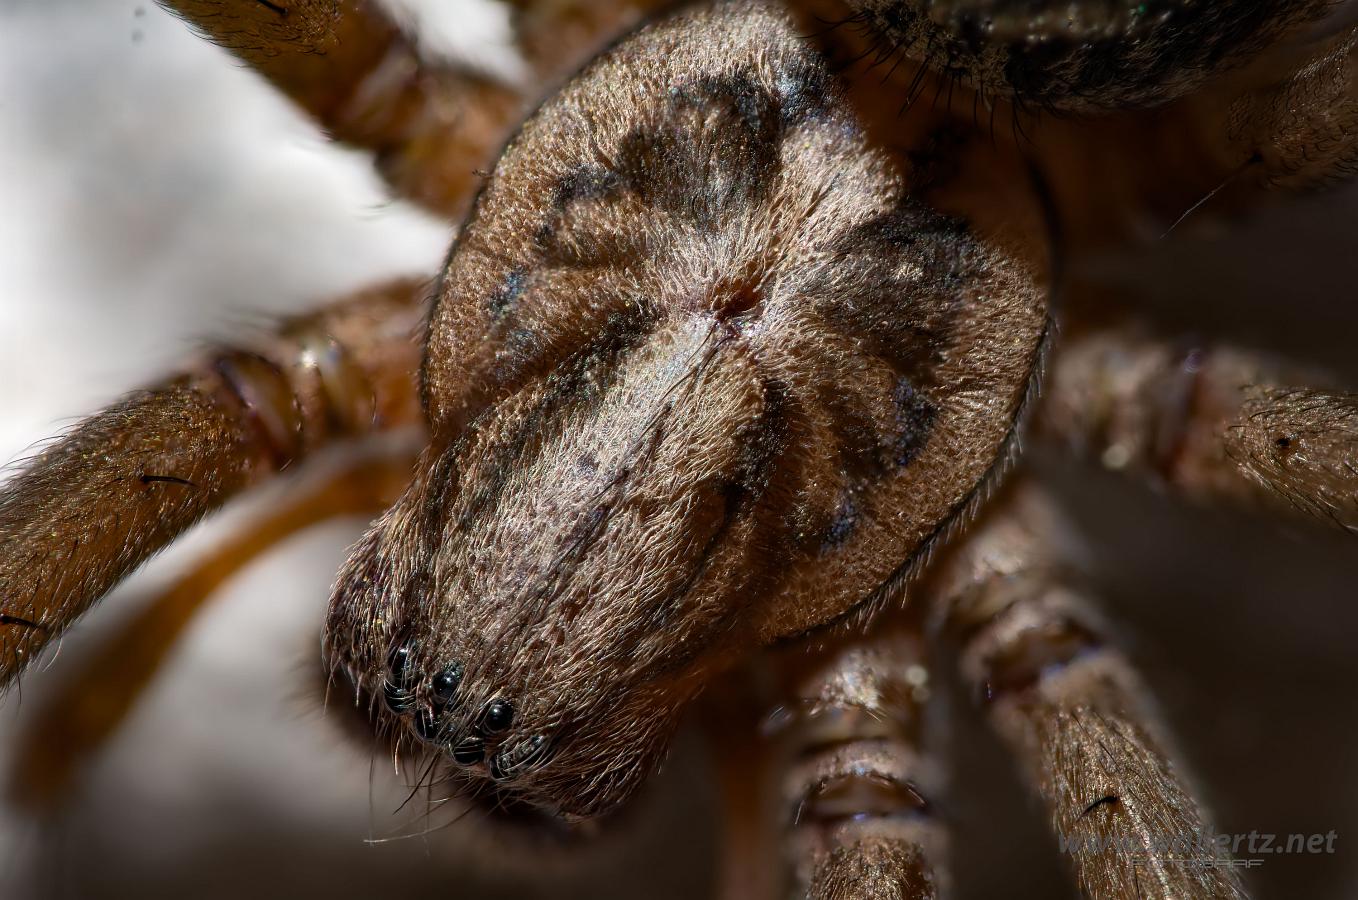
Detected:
[326,0,1047,818]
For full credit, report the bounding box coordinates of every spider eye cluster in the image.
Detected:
[379,641,549,782]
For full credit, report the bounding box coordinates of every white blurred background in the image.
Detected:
[1,1,1357,898]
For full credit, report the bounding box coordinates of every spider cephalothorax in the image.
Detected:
[2,0,1358,897]
[325,1,1045,817]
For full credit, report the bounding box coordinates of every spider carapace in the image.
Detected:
[3,1,1358,898]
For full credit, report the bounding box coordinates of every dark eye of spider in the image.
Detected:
[489,734,552,781]
[383,681,415,714]
[431,663,464,704]
[382,641,418,713]
[478,699,514,734]
[386,641,415,688]
[413,708,441,742]
[452,738,486,766]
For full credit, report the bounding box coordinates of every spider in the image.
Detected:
[2,1,1358,898]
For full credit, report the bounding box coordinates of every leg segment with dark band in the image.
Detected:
[0,279,428,687]
[769,624,945,899]
[926,480,1246,900]
[9,452,416,812]
[158,0,668,217]
[1040,318,1358,532]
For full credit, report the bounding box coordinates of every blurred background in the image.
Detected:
[1,1,1357,897]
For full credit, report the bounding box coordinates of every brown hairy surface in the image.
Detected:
[820,0,1334,112]
[775,629,944,898]
[326,0,1046,819]
[5,1,1358,897]
[1226,24,1358,189]
[1041,318,1358,531]
[0,385,260,677]
[0,280,426,683]
[808,842,937,900]
[929,482,1245,899]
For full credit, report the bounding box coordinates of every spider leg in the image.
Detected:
[769,625,946,899]
[7,450,414,812]
[927,479,1246,899]
[157,0,666,217]
[1204,21,1358,192]
[0,278,427,689]
[1040,317,1358,532]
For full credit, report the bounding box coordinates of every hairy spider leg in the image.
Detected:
[1203,21,1358,192]
[158,0,668,217]
[0,279,428,688]
[770,622,945,899]
[926,479,1247,900]
[7,452,416,813]
[1040,317,1358,534]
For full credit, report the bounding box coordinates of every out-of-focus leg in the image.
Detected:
[705,671,781,900]
[0,278,428,688]
[768,624,945,900]
[158,0,667,216]
[1208,21,1358,191]
[926,480,1246,900]
[8,451,416,812]
[1039,318,1358,531]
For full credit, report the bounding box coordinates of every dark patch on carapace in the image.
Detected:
[487,268,528,320]
[633,372,791,677]
[891,377,937,467]
[815,200,971,387]
[440,310,651,545]
[823,495,860,549]
[535,165,625,254]
[614,70,785,226]
[774,59,834,128]
[552,165,623,213]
